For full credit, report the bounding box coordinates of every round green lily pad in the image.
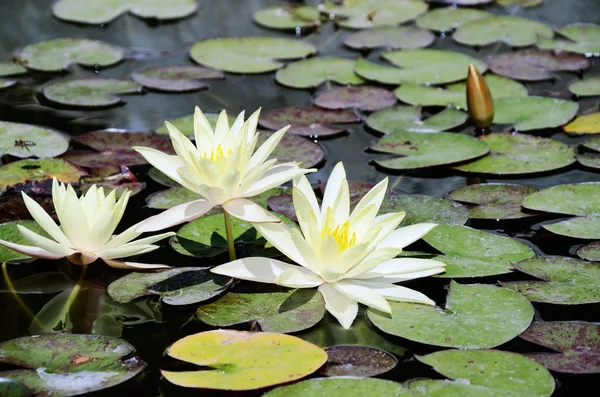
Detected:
[154,112,232,136]
[501,257,600,304]
[190,37,317,74]
[366,106,467,135]
[577,151,600,170]
[276,57,364,89]
[447,183,540,220]
[522,182,600,216]
[0,220,49,264]
[520,321,600,374]
[411,349,555,397]
[386,194,469,226]
[131,65,224,92]
[42,78,141,108]
[570,76,600,97]
[14,39,123,72]
[145,187,202,209]
[453,15,553,47]
[259,106,359,137]
[543,216,600,239]
[320,345,397,377]
[368,281,534,349]
[264,377,412,397]
[394,75,528,108]
[0,158,86,193]
[344,26,435,50]
[494,96,579,131]
[253,6,321,31]
[197,284,325,333]
[355,50,487,85]
[581,136,600,152]
[0,121,69,158]
[161,330,327,390]
[538,23,600,54]
[314,86,397,111]
[453,133,576,175]
[416,7,492,32]
[0,378,31,397]
[576,241,600,262]
[53,0,197,24]
[0,62,26,90]
[0,334,146,396]
[371,131,490,170]
[318,0,428,29]
[423,224,536,277]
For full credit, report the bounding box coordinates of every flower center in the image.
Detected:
[203,144,232,161]
[323,220,357,252]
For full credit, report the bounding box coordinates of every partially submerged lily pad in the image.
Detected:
[161,330,327,390]
[570,76,600,97]
[494,96,579,131]
[344,26,435,50]
[366,106,467,135]
[42,78,141,108]
[0,220,48,264]
[0,159,86,193]
[314,86,396,112]
[543,216,600,239]
[0,121,69,158]
[522,182,600,216]
[368,281,534,348]
[502,257,600,304]
[259,107,359,137]
[320,345,397,377]
[253,6,321,31]
[190,37,316,74]
[416,7,492,32]
[14,39,123,72]
[576,241,600,262]
[538,23,600,54]
[564,113,600,135]
[520,321,600,374]
[131,65,224,92]
[318,0,428,29]
[265,377,412,397]
[276,57,365,89]
[453,16,553,47]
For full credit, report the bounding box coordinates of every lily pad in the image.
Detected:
[522,182,600,216]
[0,122,70,159]
[265,377,412,397]
[581,136,600,152]
[314,86,397,111]
[161,330,327,390]
[564,113,600,135]
[498,0,543,7]
[520,321,600,374]
[0,220,49,264]
[576,151,600,170]
[190,37,316,74]
[344,26,435,50]
[427,0,493,4]
[0,63,26,90]
[0,159,86,194]
[368,281,534,349]
[386,194,469,226]
[355,50,487,85]
[0,195,55,224]
[411,349,555,397]
[131,65,224,92]
[79,166,144,198]
[107,267,232,306]
[320,346,397,377]
[447,183,540,220]
[453,16,553,47]
[267,191,296,221]
[538,23,600,54]
[494,96,579,131]
[259,107,360,137]
[42,78,141,108]
[487,49,591,81]
[253,6,321,31]
[0,334,146,396]
[502,257,600,304]
[576,241,600,261]
[394,75,528,108]
[366,106,467,135]
[53,0,197,24]
[275,57,365,89]
[570,76,600,97]
[0,378,31,397]
[371,131,490,170]
[416,7,492,32]
[14,39,123,72]
[267,131,325,165]
[543,216,600,239]
[453,133,576,175]
[197,284,325,333]
[423,224,536,277]
[154,112,233,136]
[145,187,202,209]
[318,0,428,29]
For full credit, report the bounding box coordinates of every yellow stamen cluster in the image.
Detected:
[203,145,232,161]
[323,220,357,252]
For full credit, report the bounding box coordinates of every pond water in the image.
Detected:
[0,0,599,396]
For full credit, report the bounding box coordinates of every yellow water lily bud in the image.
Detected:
[467,64,494,128]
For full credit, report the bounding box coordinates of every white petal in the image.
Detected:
[17,225,75,256]
[276,267,324,288]
[133,147,193,191]
[194,106,215,136]
[293,175,320,219]
[369,267,446,283]
[351,178,388,220]
[243,163,313,198]
[214,109,231,140]
[344,247,401,279]
[348,279,436,305]
[97,244,158,260]
[318,283,358,329]
[333,280,391,313]
[55,185,90,249]
[356,258,447,279]
[222,198,280,223]
[0,239,66,260]
[136,199,214,232]
[377,223,437,250]
[320,162,346,219]
[118,231,175,248]
[103,258,170,269]
[290,227,321,275]
[247,126,288,169]
[292,184,322,247]
[253,222,308,267]
[21,190,71,247]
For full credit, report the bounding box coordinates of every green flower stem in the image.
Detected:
[224,211,237,261]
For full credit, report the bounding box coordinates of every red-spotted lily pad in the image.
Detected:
[487,49,591,81]
[42,78,141,108]
[520,321,600,374]
[344,26,435,50]
[265,377,412,397]
[0,159,86,194]
[0,334,146,396]
[522,182,600,216]
[543,217,600,239]
[416,7,492,32]
[570,76,600,97]
[320,346,397,377]
[453,16,553,47]
[0,220,49,264]
[494,96,579,131]
[131,65,224,92]
[14,39,123,72]
[318,0,428,29]
[0,122,70,159]
[253,6,321,31]
[366,106,467,135]
[276,57,365,89]
[314,86,396,111]
[577,241,600,262]
[538,23,600,54]
[259,107,359,137]
[502,257,600,304]
[161,330,327,390]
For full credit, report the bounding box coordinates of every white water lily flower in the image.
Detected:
[133,107,315,232]
[212,162,446,329]
[0,179,174,269]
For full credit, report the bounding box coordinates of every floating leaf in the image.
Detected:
[0,221,49,264]
[453,133,576,175]
[253,6,321,31]
[395,75,527,108]
[447,183,540,220]
[190,37,316,74]
[453,16,553,47]
[0,63,26,90]
[259,107,359,137]
[543,216,600,239]
[267,191,296,221]
[344,26,435,50]
[107,267,232,306]
[416,7,492,32]
[320,346,397,377]
[0,378,31,397]
[0,334,146,396]
[520,321,600,374]
[314,86,397,111]
[538,23,600,54]
[318,0,428,29]
[371,131,489,170]
[0,159,86,193]
[161,330,327,390]
[53,0,197,24]
[131,65,224,92]
[0,122,69,159]
[366,106,467,135]
[577,151,600,170]
[154,112,233,136]
[267,132,325,165]
[14,39,123,72]
[494,96,579,131]
[276,57,364,89]
[79,166,144,198]
[487,49,590,81]
[355,50,487,85]
[570,76,600,97]
[427,0,493,4]
[42,78,141,108]
[564,113,600,135]
[411,349,555,397]
[423,224,536,277]
[502,257,600,304]
[498,0,543,7]
[145,187,202,209]
[0,195,54,224]
[387,195,469,226]
[522,182,600,216]
[576,241,600,262]
[197,284,325,333]
[265,377,412,397]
